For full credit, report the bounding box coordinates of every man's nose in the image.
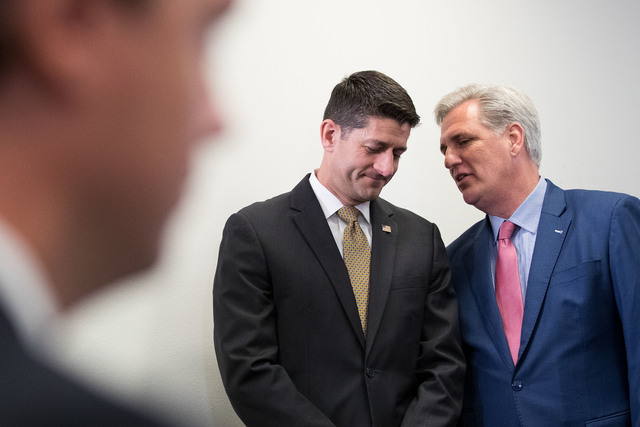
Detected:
[374,151,395,177]
[444,148,461,170]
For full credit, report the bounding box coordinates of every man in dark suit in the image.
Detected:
[214,70,465,427]
[0,0,231,424]
[434,84,640,426]
[1,309,158,425]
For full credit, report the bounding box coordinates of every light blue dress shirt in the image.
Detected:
[488,177,547,304]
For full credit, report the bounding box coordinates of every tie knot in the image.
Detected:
[337,206,361,224]
[498,221,517,240]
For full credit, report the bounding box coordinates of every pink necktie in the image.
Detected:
[495,221,523,364]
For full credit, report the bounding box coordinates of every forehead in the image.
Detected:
[440,100,488,141]
[442,100,480,130]
[357,117,411,144]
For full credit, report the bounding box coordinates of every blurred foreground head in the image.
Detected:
[0,0,232,308]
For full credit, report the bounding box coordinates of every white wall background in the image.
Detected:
[51,0,640,425]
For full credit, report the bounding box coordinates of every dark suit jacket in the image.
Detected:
[448,180,640,426]
[0,307,162,426]
[213,176,465,427]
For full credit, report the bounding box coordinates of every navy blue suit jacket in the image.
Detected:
[448,180,639,426]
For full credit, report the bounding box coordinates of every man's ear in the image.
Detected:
[16,0,125,100]
[506,122,526,157]
[320,119,341,152]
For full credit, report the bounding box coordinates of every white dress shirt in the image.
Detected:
[308,172,372,257]
[0,217,59,356]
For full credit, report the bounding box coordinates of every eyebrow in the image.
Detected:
[440,132,473,153]
[368,140,408,153]
[448,132,473,141]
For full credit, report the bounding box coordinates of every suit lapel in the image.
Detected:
[465,219,515,368]
[365,200,396,354]
[518,181,570,361]
[289,177,365,348]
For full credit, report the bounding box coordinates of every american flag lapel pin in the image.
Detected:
[382,225,392,233]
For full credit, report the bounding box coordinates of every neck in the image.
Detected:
[486,164,540,219]
[0,145,112,310]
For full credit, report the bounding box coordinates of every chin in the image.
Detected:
[113,230,163,280]
[363,192,382,202]
[461,191,480,207]
[111,251,159,287]
[85,251,159,303]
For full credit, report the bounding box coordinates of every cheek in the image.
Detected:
[469,150,492,175]
[126,47,199,176]
[135,28,199,135]
[95,73,194,226]
[144,68,193,146]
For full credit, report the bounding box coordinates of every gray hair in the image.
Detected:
[434,84,542,167]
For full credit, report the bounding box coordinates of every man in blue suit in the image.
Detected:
[434,84,639,426]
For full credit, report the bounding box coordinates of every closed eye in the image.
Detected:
[365,146,382,154]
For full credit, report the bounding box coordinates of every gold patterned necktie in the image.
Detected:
[337,206,370,335]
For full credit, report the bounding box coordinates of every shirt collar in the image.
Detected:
[0,217,60,352]
[308,171,371,224]
[489,176,547,240]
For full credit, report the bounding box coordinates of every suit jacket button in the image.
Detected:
[366,368,375,378]
[511,380,523,391]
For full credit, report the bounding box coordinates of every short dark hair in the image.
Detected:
[323,70,420,136]
[0,2,17,76]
